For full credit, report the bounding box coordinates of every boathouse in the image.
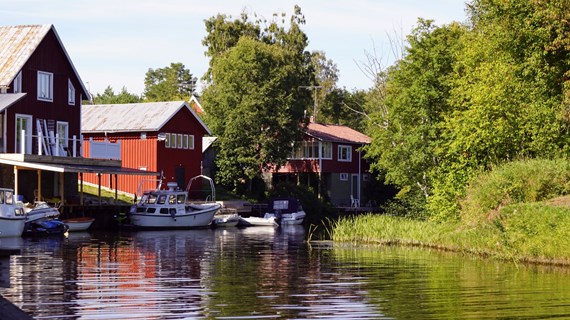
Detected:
[0,24,156,205]
[81,101,212,197]
[265,120,374,207]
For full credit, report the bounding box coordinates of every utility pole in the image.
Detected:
[299,85,322,123]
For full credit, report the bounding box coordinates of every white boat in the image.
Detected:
[263,197,306,225]
[63,217,95,231]
[213,213,240,228]
[0,188,26,238]
[129,181,221,229]
[22,201,60,224]
[238,216,279,227]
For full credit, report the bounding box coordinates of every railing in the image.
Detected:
[20,129,82,157]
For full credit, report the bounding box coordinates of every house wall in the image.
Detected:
[6,28,83,154]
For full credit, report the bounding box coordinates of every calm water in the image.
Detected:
[1,226,570,319]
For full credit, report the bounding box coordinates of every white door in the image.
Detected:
[15,114,32,154]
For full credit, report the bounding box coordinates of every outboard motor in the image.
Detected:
[275,209,282,224]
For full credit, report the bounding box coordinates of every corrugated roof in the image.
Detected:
[82,101,212,135]
[306,122,371,144]
[0,24,89,99]
[0,24,51,87]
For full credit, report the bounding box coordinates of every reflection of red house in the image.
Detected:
[81,101,212,196]
[267,121,372,207]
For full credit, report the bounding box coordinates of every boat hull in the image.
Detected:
[264,211,306,225]
[0,216,26,238]
[213,214,240,228]
[63,217,95,231]
[238,216,279,227]
[130,204,220,229]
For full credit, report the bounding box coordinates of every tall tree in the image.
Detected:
[143,62,196,102]
[92,86,142,104]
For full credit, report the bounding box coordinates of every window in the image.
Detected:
[37,71,53,101]
[171,134,177,149]
[68,79,75,105]
[177,134,183,148]
[13,71,22,93]
[340,173,349,181]
[15,114,32,154]
[290,141,333,159]
[321,142,332,159]
[188,135,194,150]
[183,135,189,149]
[338,145,352,162]
[56,122,69,155]
[165,133,171,148]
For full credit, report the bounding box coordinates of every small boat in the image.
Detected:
[0,188,26,238]
[24,219,68,236]
[63,217,95,231]
[263,197,306,225]
[129,180,221,229]
[238,216,279,227]
[22,201,61,224]
[213,213,240,228]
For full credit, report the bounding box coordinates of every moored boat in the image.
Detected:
[0,188,26,238]
[213,213,240,228]
[129,181,221,229]
[263,197,306,225]
[63,217,95,231]
[238,216,279,227]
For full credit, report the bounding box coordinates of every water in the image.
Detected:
[1,226,570,319]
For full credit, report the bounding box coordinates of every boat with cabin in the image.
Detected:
[0,188,27,238]
[129,180,221,229]
[263,197,306,225]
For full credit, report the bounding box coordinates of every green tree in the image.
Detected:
[201,38,308,192]
[143,62,196,102]
[91,86,142,104]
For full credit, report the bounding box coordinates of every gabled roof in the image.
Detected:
[0,24,89,99]
[305,122,371,144]
[82,101,212,135]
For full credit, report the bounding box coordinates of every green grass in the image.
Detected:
[79,184,134,204]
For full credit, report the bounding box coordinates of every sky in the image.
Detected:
[1,0,468,97]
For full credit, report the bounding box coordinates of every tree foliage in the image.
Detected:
[201,8,312,192]
[91,86,142,104]
[143,62,196,102]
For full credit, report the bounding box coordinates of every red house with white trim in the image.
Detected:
[81,101,212,196]
[267,121,372,207]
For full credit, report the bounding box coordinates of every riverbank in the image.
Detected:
[330,195,570,266]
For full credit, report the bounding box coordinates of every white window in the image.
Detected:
[171,133,177,149]
[177,134,183,148]
[57,121,69,154]
[13,71,22,93]
[68,79,75,105]
[321,142,332,159]
[338,145,352,162]
[37,71,53,102]
[188,135,194,150]
[183,135,189,149]
[165,133,171,148]
[15,114,33,154]
[340,173,349,181]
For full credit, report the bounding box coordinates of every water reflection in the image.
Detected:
[0,227,569,319]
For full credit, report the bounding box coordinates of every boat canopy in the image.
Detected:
[269,197,301,214]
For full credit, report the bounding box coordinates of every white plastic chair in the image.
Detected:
[350,195,360,208]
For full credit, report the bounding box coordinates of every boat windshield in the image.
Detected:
[140,193,158,205]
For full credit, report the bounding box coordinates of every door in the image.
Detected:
[175,165,185,190]
[15,114,32,154]
[351,174,360,206]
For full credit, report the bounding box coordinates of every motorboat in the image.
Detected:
[129,181,221,229]
[263,197,306,225]
[22,201,61,224]
[213,212,240,228]
[62,217,95,231]
[23,219,68,236]
[238,215,279,227]
[0,188,26,237]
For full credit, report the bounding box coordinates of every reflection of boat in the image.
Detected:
[213,213,240,228]
[263,197,305,225]
[63,217,95,231]
[129,180,220,229]
[238,216,279,227]
[0,188,26,238]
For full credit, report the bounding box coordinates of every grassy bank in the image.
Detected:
[330,159,570,265]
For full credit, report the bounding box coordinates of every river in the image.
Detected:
[0,225,569,319]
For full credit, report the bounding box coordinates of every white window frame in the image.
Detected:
[177,134,183,148]
[165,133,171,148]
[321,141,332,159]
[15,114,33,154]
[338,145,352,162]
[56,121,69,153]
[171,133,177,149]
[37,71,53,102]
[13,71,22,93]
[183,135,189,149]
[188,135,195,150]
[68,79,75,105]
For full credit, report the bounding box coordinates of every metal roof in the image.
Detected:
[306,122,371,144]
[0,93,26,112]
[0,24,90,99]
[82,101,212,135]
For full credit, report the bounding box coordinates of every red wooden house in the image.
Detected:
[267,121,372,207]
[81,101,212,197]
[0,24,93,202]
